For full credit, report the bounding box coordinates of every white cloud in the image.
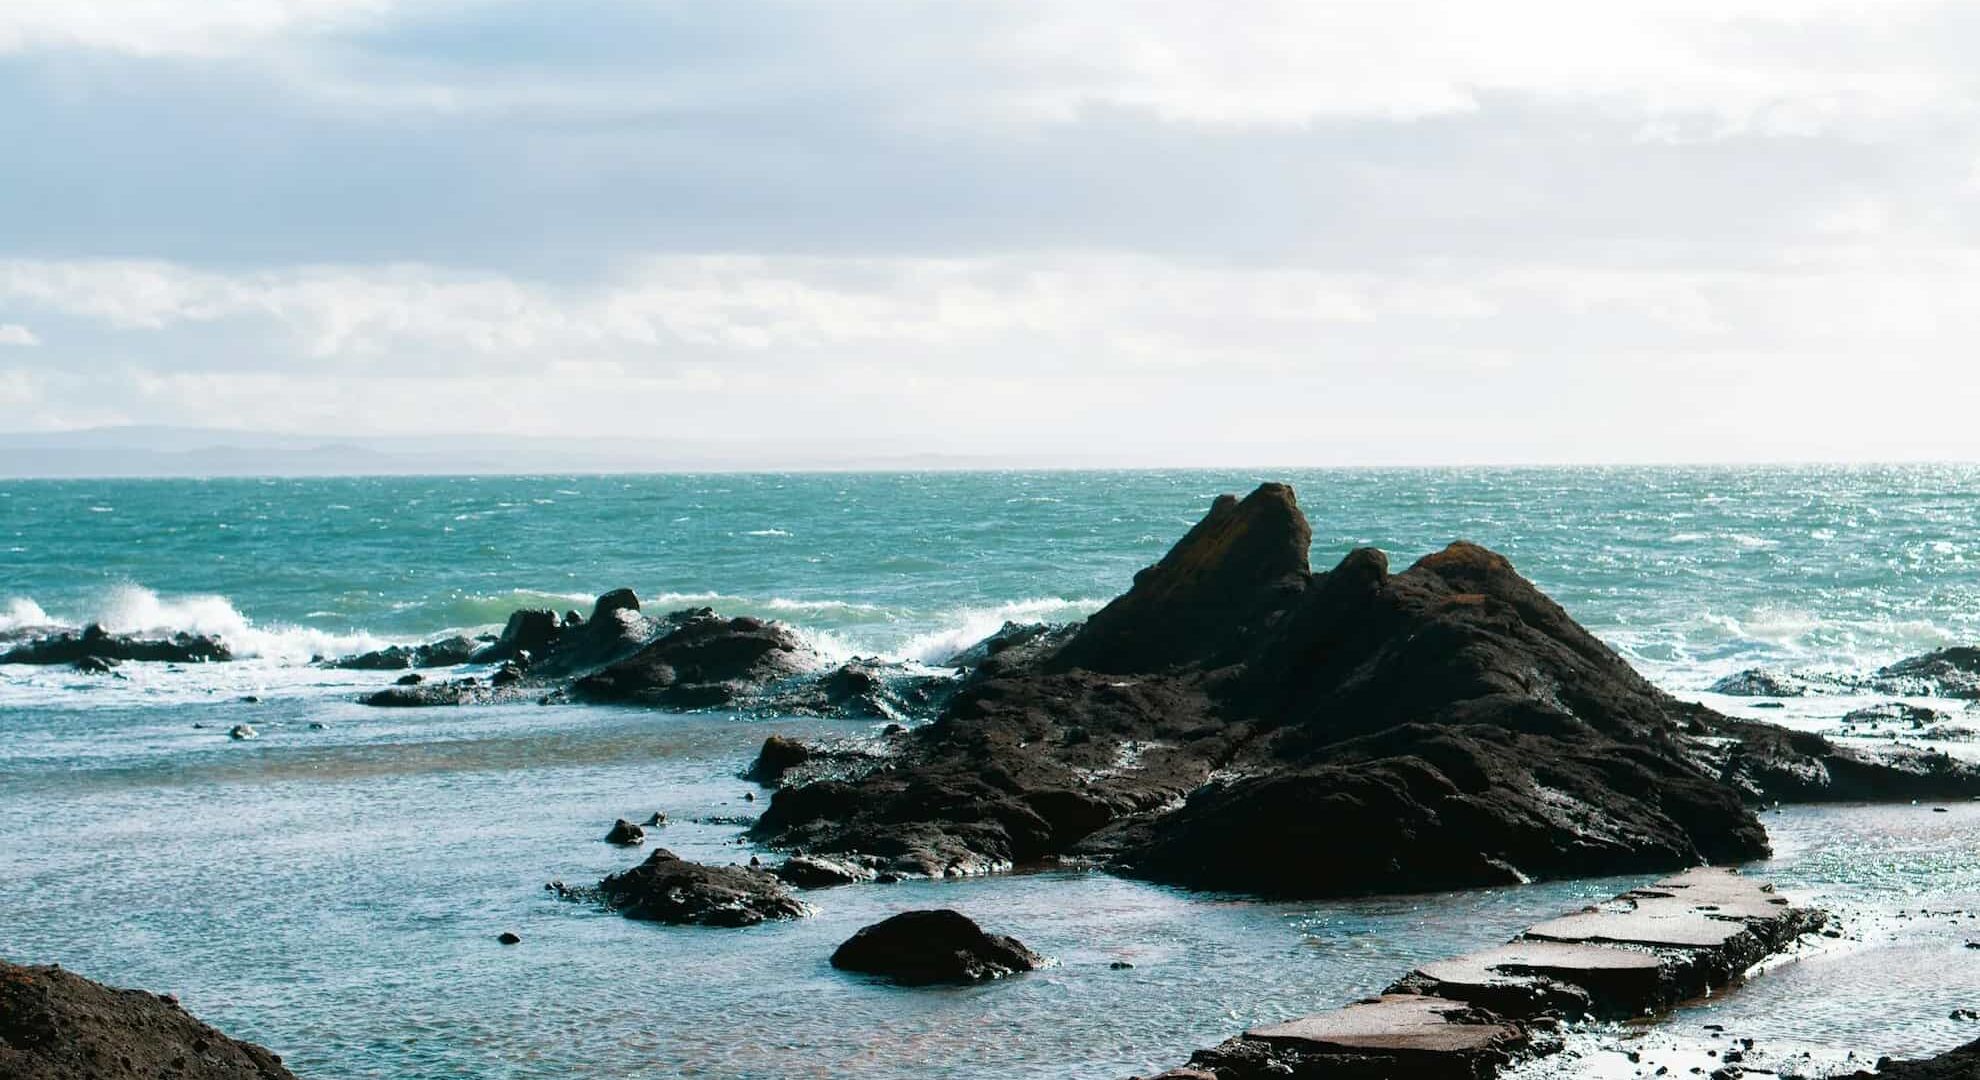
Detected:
[0,0,396,59]
[0,322,38,346]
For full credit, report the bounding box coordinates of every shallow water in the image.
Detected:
[7,468,1980,1077]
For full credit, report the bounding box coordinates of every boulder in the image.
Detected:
[330,637,480,670]
[469,609,562,665]
[745,735,814,784]
[829,909,1042,985]
[0,960,296,1080]
[595,848,810,927]
[1708,668,1814,697]
[1,624,232,665]
[570,610,820,709]
[604,819,646,845]
[1873,647,1980,698]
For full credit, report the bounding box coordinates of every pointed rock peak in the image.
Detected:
[1055,482,1313,673]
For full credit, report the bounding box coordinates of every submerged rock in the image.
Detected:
[0,959,296,1080]
[829,909,1042,985]
[228,724,257,741]
[0,624,232,665]
[595,848,810,927]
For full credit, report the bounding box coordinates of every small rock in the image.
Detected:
[605,819,646,846]
[830,909,1043,985]
[496,932,521,945]
[396,673,424,686]
[228,724,257,741]
[644,812,669,827]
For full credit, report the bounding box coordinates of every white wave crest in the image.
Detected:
[27,584,390,663]
[0,597,53,632]
[896,597,1105,665]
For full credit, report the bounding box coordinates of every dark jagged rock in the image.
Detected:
[595,848,809,927]
[829,909,1042,985]
[1,624,232,665]
[1053,483,1311,674]
[521,590,656,679]
[571,610,820,708]
[0,960,296,1080]
[1843,1037,1980,1079]
[469,609,563,665]
[754,482,1979,898]
[604,818,646,845]
[331,635,479,670]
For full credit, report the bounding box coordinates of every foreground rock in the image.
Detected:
[1842,1037,1980,1079]
[0,959,296,1080]
[830,909,1043,985]
[0,624,232,665]
[1146,868,1820,1080]
[593,848,810,927]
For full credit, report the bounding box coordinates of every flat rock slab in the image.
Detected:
[1247,994,1525,1055]
[1143,868,1822,1080]
[1526,867,1796,949]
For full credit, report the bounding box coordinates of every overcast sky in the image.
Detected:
[3,1,1980,464]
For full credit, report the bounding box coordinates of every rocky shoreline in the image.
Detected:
[0,960,295,1080]
[15,480,1980,1076]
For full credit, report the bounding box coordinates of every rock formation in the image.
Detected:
[591,848,810,927]
[751,482,1980,896]
[0,625,232,665]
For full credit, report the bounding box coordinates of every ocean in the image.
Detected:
[6,467,1980,1078]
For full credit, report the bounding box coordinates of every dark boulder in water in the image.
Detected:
[0,624,232,665]
[745,735,815,784]
[571,610,819,708]
[604,818,646,845]
[469,609,563,665]
[0,959,296,1080]
[748,482,1900,896]
[830,909,1042,985]
[595,848,810,927]
[72,654,118,674]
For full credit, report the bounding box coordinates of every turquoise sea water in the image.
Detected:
[7,467,1980,1077]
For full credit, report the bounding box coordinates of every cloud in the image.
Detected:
[0,322,38,346]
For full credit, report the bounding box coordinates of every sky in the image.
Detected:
[4,0,1980,465]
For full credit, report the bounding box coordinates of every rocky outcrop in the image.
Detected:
[829,909,1043,985]
[0,960,296,1080]
[604,819,646,845]
[330,636,480,670]
[1,625,232,665]
[773,854,876,888]
[571,610,820,709]
[593,848,810,927]
[1695,715,1980,802]
[753,484,1777,893]
[1148,868,1821,1080]
[1842,1037,1980,1079]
